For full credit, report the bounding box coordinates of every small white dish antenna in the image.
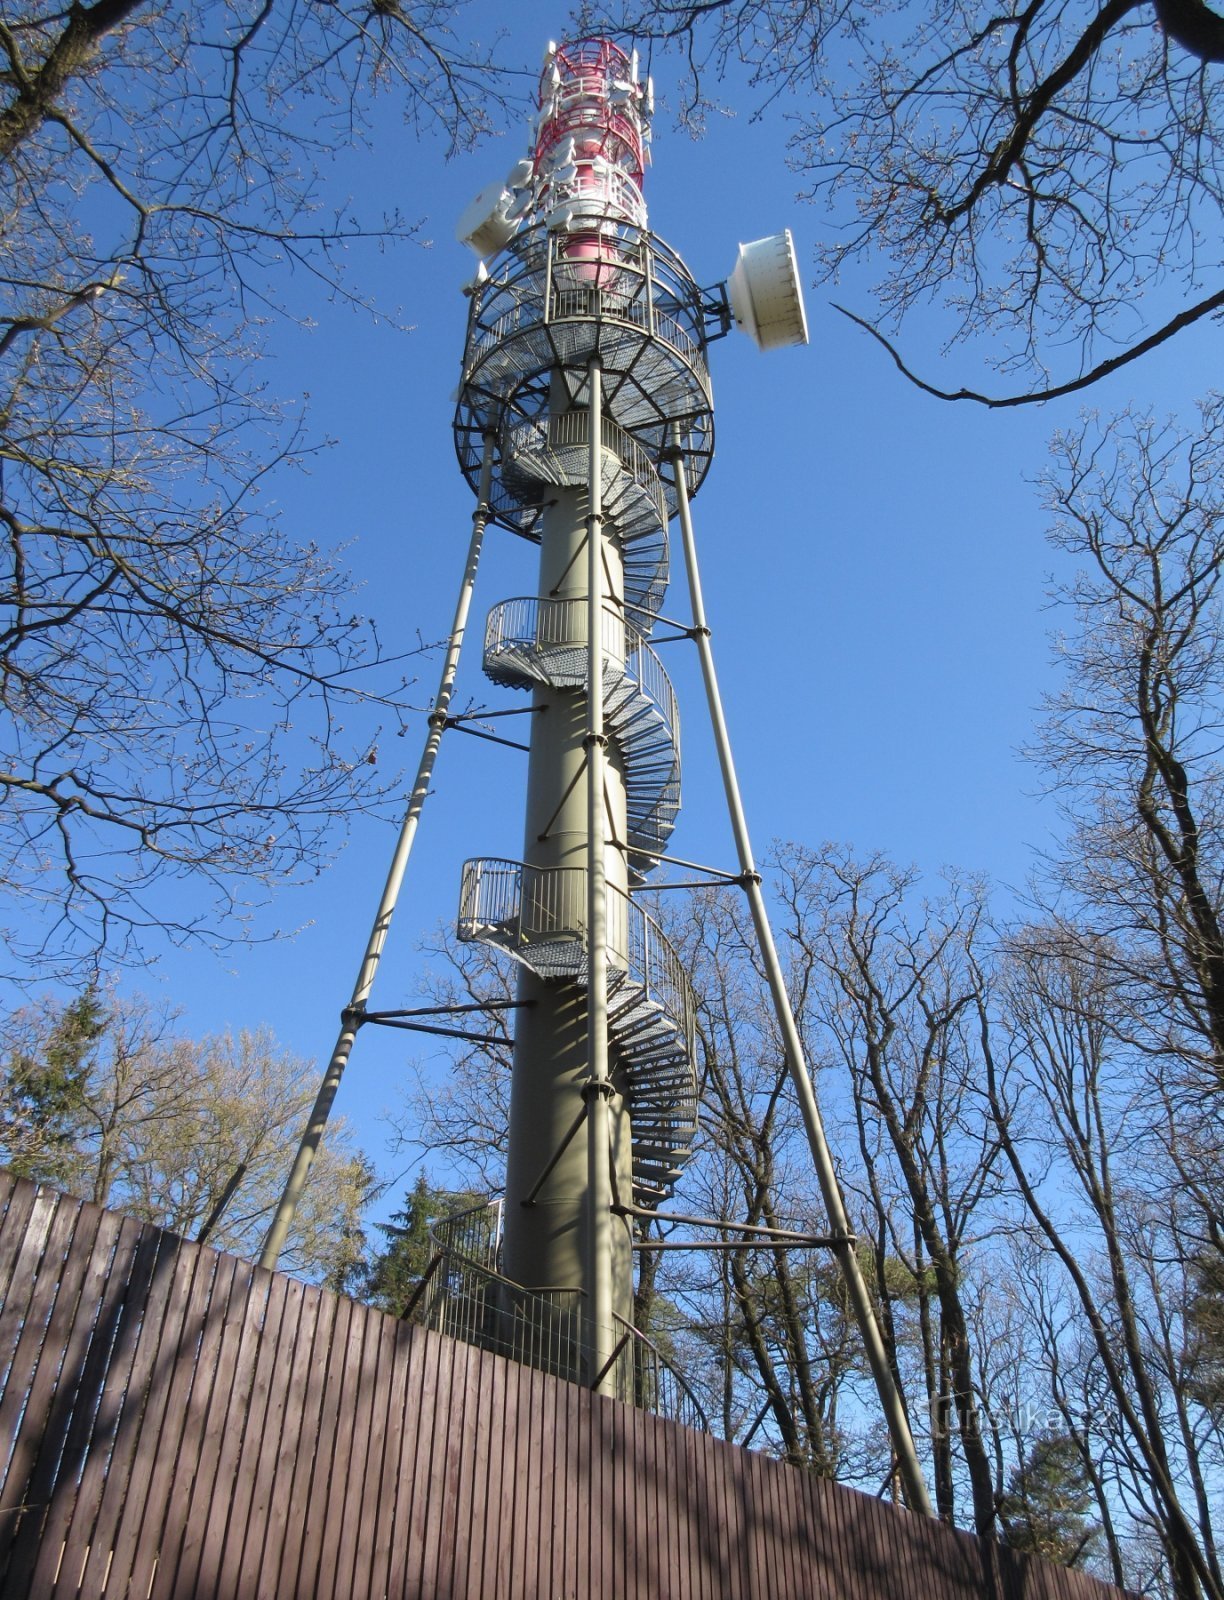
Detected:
[505,157,535,190]
[456,178,518,257]
[726,230,809,351]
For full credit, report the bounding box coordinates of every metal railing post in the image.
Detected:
[259,430,498,1271]
[584,354,617,1394]
[665,424,934,1518]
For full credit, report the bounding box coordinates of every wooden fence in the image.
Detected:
[0,1172,1132,1599]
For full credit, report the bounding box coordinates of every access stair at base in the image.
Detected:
[483,596,680,861]
[457,857,699,1206]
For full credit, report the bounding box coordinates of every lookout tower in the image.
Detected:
[263,36,932,1517]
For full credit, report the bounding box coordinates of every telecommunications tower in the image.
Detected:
[263,37,931,1515]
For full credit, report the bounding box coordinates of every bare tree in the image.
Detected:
[597,0,1224,402]
[1035,399,1224,1085]
[0,3,511,977]
[0,987,377,1280]
[982,928,1224,1599]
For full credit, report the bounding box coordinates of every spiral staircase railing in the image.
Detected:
[409,1199,709,1432]
[457,859,698,1206]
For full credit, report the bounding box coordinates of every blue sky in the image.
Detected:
[110,8,1222,1213]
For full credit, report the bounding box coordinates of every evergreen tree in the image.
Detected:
[359,1174,483,1315]
[0,987,106,1185]
[999,1432,1102,1569]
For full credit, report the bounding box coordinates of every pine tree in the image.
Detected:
[999,1432,1102,1569]
[359,1174,483,1315]
[0,987,106,1185]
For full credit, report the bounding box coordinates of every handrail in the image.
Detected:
[612,1312,710,1433]
[409,1197,710,1431]
[484,596,679,747]
[501,407,672,525]
[458,858,696,1055]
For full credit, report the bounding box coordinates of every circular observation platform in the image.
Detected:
[454,220,715,536]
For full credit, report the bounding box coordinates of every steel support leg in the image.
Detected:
[259,430,497,1271]
[666,426,933,1517]
[584,359,616,1392]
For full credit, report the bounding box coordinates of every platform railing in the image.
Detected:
[458,858,696,1052]
[502,407,672,525]
[483,597,679,751]
[411,1200,709,1431]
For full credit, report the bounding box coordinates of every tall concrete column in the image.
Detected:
[501,414,636,1374]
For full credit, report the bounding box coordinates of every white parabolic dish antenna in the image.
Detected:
[727,230,810,351]
[456,178,518,258]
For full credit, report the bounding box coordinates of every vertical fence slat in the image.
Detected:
[248,1276,320,1599]
[0,1192,101,1520]
[263,1283,334,1600]
[311,1296,365,1600]
[283,1289,352,1600]
[456,1331,491,1600]
[20,1212,157,1599]
[383,1320,431,1600]
[415,1323,456,1600]
[156,1254,258,1598]
[147,1250,241,1600]
[322,1297,379,1600]
[0,1183,1139,1600]
[102,1233,211,1598]
[0,1178,49,1392]
[353,1312,401,1600]
[120,1242,222,1600]
[73,1227,189,1598]
[184,1262,271,1600]
[213,1268,300,1599]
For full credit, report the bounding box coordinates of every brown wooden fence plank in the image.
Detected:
[385,1319,430,1600]
[0,1191,84,1470]
[665,1411,684,1600]
[609,1387,626,1600]
[312,1295,368,1600]
[326,1298,382,1600]
[121,1244,223,1600]
[0,1191,100,1522]
[353,1312,401,1600]
[260,1283,333,1600]
[289,1286,355,1600]
[456,1330,493,1600]
[369,1312,419,1600]
[146,1249,241,1600]
[683,1418,707,1600]
[101,1234,211,1597]
[0,1171,23,1238]
[160,1255,262,1600]
[73,1227,190,1598]
[512,1360,540,1600]
[440,1328,474,1597]
[20,1213,157,1599]
[483,1344,518,1600]
[777,1449,803,1599]
[383,1320,432,1600]
[746,1447,769,1600]
[212,1269,295,1597]
[468,1338,503,1600]
[185,1263,272,1600]
[549,1357,570,1600]
[157,1251,259,1600]
[0,1177,45,1371]
[415,1323,456,1600]
[244,1273,315,1600]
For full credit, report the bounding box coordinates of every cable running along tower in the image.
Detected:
[263,36,932,1516]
